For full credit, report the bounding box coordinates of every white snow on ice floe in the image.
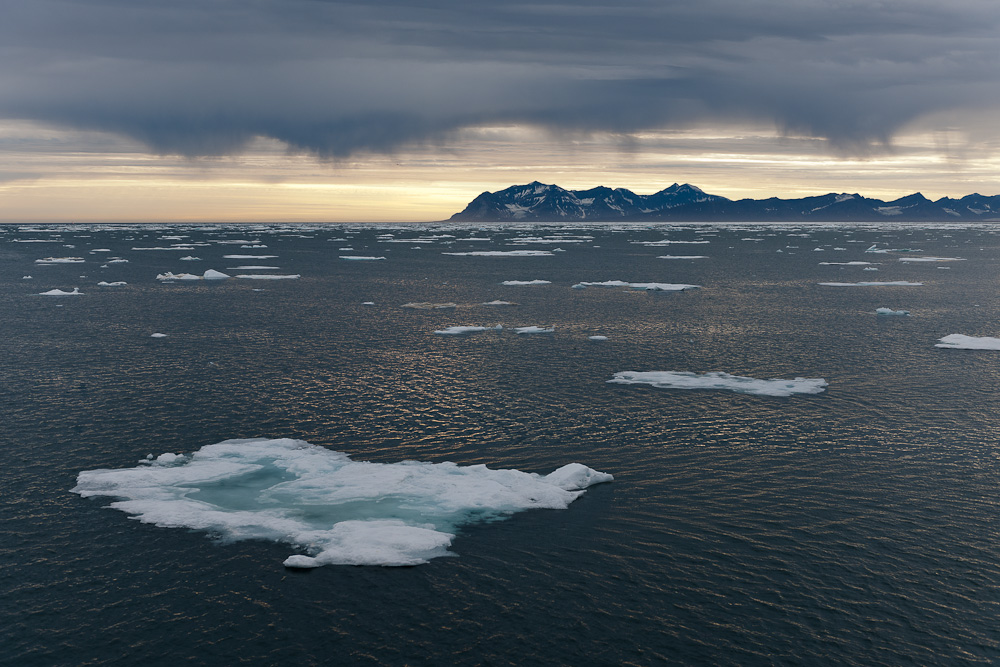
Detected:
[156,270,231,281]
[71,438,612,568]
[515,326,554,334]
[35,257,85,264]
[39,287,82,296]
[444,250,553,257]
[608,371,827,397]
[235,274,300,280]
[339,256,386,261]
[572,280,699,291]
[818,281,922,287]
[434,326,489,335]
[935,334,1000,350]
[502,280,551,285]
[876,308,910,316]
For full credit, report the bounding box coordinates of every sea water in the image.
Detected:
[2,222,1000,665]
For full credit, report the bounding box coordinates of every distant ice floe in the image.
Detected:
[156,269,231,281]
[106,258,129,264]
[572,280,700,291]
[35,257,85,264]
[340,256,386,261]
[150,333,168,338]
[608,371,827,397]
[657,255,707,260]
[97,281,127,287]
[434,326,490,335]
[898,256,965,262]
[936,334,1000,350]
[228,265,280,270]
[72,438,612,568]
[235,274,300,280]
[635,240,710,246]
[515,326,554,334]
[483,300,515,306]
[588,335,608,341]
[876,308,910,316]
[223,255,278,259]
[179,256,201,261]
[131,247,196,251]
[819,261,874,266]
[22,275,32,280]
[401,302,457,309]
[818,281,922,287]
[444,250,553,257]
[502,280,551,285]
[39,287,82,296]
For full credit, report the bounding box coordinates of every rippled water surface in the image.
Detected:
[3,222,1000,665]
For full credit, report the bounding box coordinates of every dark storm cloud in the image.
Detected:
[2,0,997,157]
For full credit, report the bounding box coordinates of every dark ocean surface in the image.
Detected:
[2,222,999,665]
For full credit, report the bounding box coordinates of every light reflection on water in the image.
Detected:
[2,222,1000,665]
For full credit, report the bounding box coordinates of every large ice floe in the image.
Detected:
[443,250,553,257]
[608,371,827,397]
[72,438,612,568]
[39,287,83,296]
[156,270,230,281]
[571,280,699,291]
[935,334,1000,350]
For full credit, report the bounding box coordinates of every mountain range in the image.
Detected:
[449,182,1000,222]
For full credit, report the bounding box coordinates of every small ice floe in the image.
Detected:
[483,300,515,306]
[935,334,1000,350]
[150,333,168,338]
[876,308,910,316]
[97,281,127,287]
[819,261,874,266]
[813,247,825,252]
[635,240,710,246]
[228,265,279,270]
[502,280,551,286]
[588,335,608,341]
[131,246,196,251]
[608,371,827,397]
[818,281,922,287]
[338,247,354,251]
[571,280,700,291]
[106,258,129,264]
[22,275,32,280]
[401,302,457,309]
[235,274,300,280]
[657,255,707,260]
[223,254,278,259]
[241,244,268,249]
[35,257,84,264]
[156,269,231,281]
[444,250,553,257]
[898,256,965,263]
[863,267,879,271]
[434,326,489,335]
[362,301,375,305]
[90,249,111,253]
[515,326,554,334]
[71,438,612,568]
[179,256,201,261]
[39,287,82,296]
[339,256,386,261]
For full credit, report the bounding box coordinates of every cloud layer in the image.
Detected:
[3,0,998,158]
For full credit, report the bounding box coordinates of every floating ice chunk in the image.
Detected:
[483,300,515,306]
[235,274,300,280]
[90,249,111,253]
[107,258,129,264]
[339,256,386,261]
[818,281,921,286]
[898,256,965,262]
[515,326,554,334]
[71,438,612,568]
[572,280,700,291]
[444,250,553,257]
[863,267,879,271]
[434,326,489,335]
[97,281,127,287]
[362,301,375,305]
[151,333,168,338]
[876,308,910,316]
[401,302,457,309]
[657,255,707,260]
[588,335,608,341]
[608,371,827,397]
[131,247,195,251]
[635,240,709,246]
[223,255,278,259]
[22,275,32,280]
[35,257,84,264]
[39,287,82,296]
[502,280,551,286]
[228,265,279,270]
[156,269,230,281]
[819,261,874,266]
[935,334,1000,350]
[179,256,201,261]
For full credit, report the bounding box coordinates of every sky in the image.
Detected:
[1,0,999,222]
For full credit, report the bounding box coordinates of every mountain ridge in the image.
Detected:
[449,182,1000,222]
